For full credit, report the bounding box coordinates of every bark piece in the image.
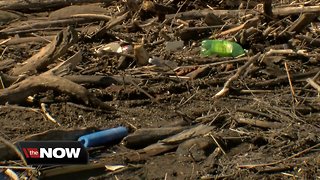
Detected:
[11,26,78,76]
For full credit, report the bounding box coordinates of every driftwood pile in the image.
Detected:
[0,0,319,179]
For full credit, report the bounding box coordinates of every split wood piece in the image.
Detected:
[160,124,214,145]
[0,127,99,161]
[123,125,214,162]
[45,51,83,76]
[253,68,320,88]
[287,13,318,33]
[122,126,189,149]
[11,26,78,76]
[296,35,320,47]
[0,74,115,110]
[123,143,178,162]
[213,53,261,99]
[165,6,320,21]
[214,17,260,38]
[93,11,129,38]
[0,18,89,36]
[0,0,116,11]
[0,36,54,46]
[236,118,283,129]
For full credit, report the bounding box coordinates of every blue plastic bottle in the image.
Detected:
[78,126,128,148]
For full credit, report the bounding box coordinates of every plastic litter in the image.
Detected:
[201,40,245,57]
[78,126,128,148]
[95,42,132,56]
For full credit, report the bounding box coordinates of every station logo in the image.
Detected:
[16,141,88,165]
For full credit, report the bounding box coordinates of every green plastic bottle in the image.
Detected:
[201,40,245,57]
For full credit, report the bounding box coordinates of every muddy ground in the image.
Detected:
[0,0,320,179]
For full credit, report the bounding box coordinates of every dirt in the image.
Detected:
[0,0,320,179]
